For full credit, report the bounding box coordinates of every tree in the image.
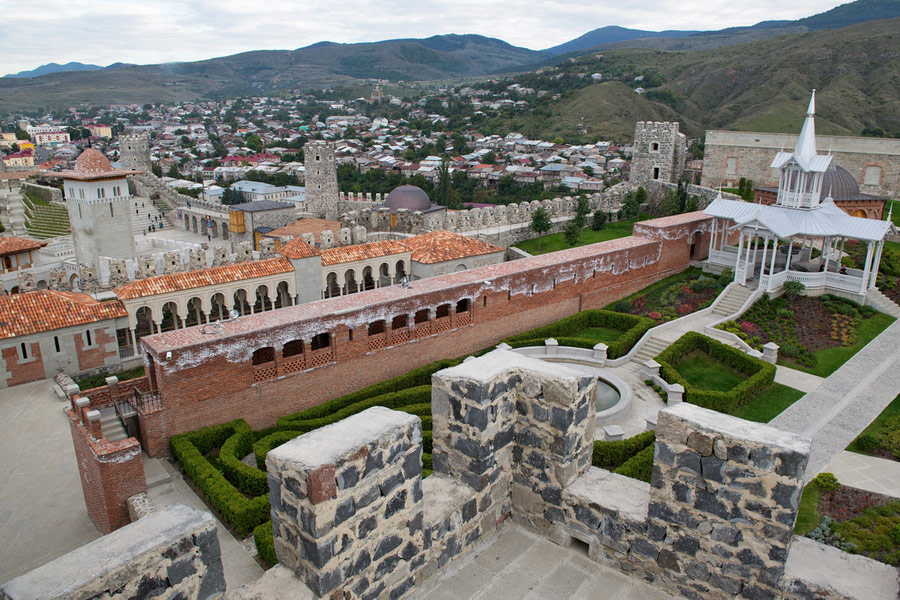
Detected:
[574,195,590,228]
[167,164,181,179]
[684,195,700,213]
[245,134,263,152]
[436,157,451,207]
[15,129,29,140]
[661,189,680,216]
[482,151,496,165]
[151,163,162,177]
[591,210,607,231]
[563,221,581,247]
[10,143,19,153]
[530,207,551,251]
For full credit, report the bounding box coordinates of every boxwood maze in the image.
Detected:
[169,311,658,565]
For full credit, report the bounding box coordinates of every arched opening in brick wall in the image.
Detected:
[368,320,386,335]
[251,347,275,365]
[436,304,451,319]
[282,340,304,357]
[392,314,408,329]
[414,309,430,324]
[456,298,471,313]
[310,333,330,351]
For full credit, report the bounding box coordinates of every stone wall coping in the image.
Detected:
[224,565,314,600]
[783,536,900,600]
[0,504,214,600]
[421,473,476,528]
[267,405,420,469]
[661,403,811,454]
[435,348,584,384]
[565,466,650,524]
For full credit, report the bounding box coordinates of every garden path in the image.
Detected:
[773,366,824,394]
[770,319,900,482]
[825,451,900,498]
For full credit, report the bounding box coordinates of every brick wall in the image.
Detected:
[67,406,146,534]
[1,342,44,387]
[73,326,118,372]
[139,214,712,456]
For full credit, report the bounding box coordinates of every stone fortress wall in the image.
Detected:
[6,350,896,599]
[701,130,900,198]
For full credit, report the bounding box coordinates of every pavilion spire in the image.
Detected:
[794,89,817,158]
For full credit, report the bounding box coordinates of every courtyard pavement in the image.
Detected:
[412,524,676,600]
[0,380,100,582]
[825,451,900,497]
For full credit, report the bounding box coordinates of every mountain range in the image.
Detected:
[1,0,898,139]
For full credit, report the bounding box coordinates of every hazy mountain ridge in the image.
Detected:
[4,62,104,78]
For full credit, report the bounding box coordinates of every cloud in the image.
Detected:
[0,0,848,74]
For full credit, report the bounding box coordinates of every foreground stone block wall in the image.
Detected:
[0,504,224,600]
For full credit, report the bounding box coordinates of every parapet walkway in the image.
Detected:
[770,319,900,482]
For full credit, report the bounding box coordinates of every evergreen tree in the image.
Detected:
[591,210,607,231]
[563,221,581,247]
[167,164,181,179]
[574,195,590,228]
[437,158,451,207]
[530,207,552,251]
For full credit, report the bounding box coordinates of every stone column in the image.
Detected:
[266,407,424,598]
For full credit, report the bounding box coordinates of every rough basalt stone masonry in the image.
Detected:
[0,505,224,600]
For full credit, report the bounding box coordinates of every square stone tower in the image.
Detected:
[630,121,687,186]
[119,132,152,173]
[305,140,339,219]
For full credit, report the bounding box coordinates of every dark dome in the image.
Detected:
[385,185,431,211]
[820,165,861,201]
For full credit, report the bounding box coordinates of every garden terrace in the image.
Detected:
[514,217,639,255]
[717,292,895,377]
[605,267,728,322]
[136,211,712,451]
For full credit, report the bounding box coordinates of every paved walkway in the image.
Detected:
[0,380,100,582]
[771,319,900,482]
[774,366,824,394]
[825,451,900,497]
[412,524,675,600]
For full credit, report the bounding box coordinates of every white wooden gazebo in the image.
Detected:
[704,91,895,297]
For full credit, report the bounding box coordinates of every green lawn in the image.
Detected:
[515,219,637,255]
[847,393,900,454]
[795,482,821,535]
[572,326,627,344]
[674,350,744,392]
[732,383,806,423]
[778,313,896,377]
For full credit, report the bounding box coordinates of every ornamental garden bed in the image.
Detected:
[606,267,729,323]
[841,237,900,305]
[797,473,900,566]
[716,292,895,377]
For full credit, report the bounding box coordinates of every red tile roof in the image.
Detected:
[114,257,294,300]
[0,237,47,256]
[320,240,409,266]
[400,231,504,264]
[277,238,321,259]
[0,290,126,340]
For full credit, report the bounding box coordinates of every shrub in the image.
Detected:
[655,331,776,414]
[612,300,631,313]
[254,521,277,566]
[813,472,840,491]
[501,310,653,359]
[614,445,654,482]
[890,524,900,546]
[592,431,655,470]
[878,417,900,459]
[783,280,805,297]
[220,430,268,496]
[855,433,881,454]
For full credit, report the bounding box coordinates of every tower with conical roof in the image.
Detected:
[769,90,833,209]
[60,148,138,269]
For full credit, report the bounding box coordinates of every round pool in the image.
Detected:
[596,379,622,412]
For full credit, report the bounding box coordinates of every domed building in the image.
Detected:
[375,184,447,232]
[754,162,887,220]
[384,185,433,212]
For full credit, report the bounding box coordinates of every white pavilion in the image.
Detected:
[703,91,895,299]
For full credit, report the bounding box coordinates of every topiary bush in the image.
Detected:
[613,445,654,482]
[254,521,277,566]
[813,472,841,491]
[854,433,881,454]
[592,431,655,471]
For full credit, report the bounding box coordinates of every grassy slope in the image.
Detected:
[795,482,821,535]
[847,393,900,454]
[515,218,636,255]
[778,313,896,377]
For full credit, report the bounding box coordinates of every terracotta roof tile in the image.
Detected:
[114,257,294,300]
[265,219,340,244]
[277,238,321,259]
[320,240,410,266]
[0,236,48,256]
[0,290,126,340]
[400,231,504,264]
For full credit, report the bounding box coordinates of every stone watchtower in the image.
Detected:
[119,132,152,173]
[630,121,686,185]
[304,140,339,219]
[60,148,137,269]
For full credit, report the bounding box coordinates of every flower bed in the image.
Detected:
[655,331,776,415]
[717,293,892,375]
[606,267,729,323]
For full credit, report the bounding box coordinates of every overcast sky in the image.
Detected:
[2,0,849,75]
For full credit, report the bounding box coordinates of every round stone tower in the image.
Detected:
[119,132,152,173]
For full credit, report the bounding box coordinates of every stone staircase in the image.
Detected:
[1,188,29,235]
[130,198,165,235]
[99,407,128,442]
[711,284,755,317]
[867,288,900,318]
[632,336,672,364]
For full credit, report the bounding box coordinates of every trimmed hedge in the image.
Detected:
[254,521,277,566]
[501,310,654,359]
[221,430,268,497]
[613,445,654,482]
[656,331,776,414]
[170,419,269,536]
[592,431,655,470]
